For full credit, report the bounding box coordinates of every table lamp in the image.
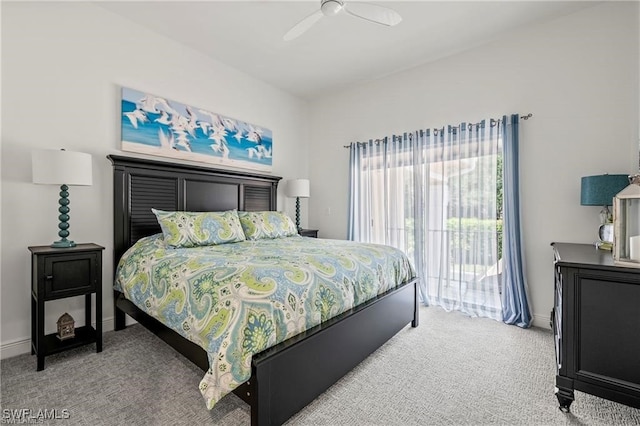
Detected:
[32,149,93,248]
[580,174,629,247]
[286,179,310,232]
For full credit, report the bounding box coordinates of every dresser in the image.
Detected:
[551,242,640,411]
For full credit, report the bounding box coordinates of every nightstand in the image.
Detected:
[29,243,104,371]
[299,229,318,238]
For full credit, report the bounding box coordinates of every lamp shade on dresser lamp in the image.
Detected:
[32,149,93,248]
[580,174,629,247]
[286,179,310,231]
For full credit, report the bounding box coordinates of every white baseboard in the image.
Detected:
[1,339,32,360]
[532,312,551,329]
[0,318,116,360]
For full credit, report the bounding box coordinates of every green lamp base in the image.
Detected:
[51,239,76,248]
[51,184,76,248]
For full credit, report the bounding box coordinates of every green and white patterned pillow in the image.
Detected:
[238,211,298,240]
[152,209,246,248]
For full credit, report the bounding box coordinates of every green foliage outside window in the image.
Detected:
[446,218,503,262]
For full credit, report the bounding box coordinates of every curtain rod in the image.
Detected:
[342,113,533,148]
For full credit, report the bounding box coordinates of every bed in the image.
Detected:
[108,154,419,425]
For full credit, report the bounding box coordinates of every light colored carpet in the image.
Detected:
[2,306,639,425]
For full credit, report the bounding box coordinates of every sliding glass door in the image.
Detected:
[349,122,503,321]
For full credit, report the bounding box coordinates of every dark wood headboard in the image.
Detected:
[108,155,282,263]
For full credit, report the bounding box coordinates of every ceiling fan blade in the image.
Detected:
[284,9,324,41]
[343,2,402,27]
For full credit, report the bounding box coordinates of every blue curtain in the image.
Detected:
[501,114,533,328]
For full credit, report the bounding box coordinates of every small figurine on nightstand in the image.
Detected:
[56,313,75,341]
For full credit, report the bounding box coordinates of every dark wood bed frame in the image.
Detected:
[108,154,419,426]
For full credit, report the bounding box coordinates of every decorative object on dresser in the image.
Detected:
[580,174,629,250]
[286,178,310,232]
[108,155,418,426]
[31,149,93,248]
[299,228,318,238]
[120,87,273,172]
[29,243,104,371]
[551,242,640,412]
[613,174,640,267]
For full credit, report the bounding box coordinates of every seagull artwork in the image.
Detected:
[221,117,237,132]
[167,113,195,138]
[198,121,212,136]
[246,124,264,144]
[208,125,228,145]
[246,147,264,159]
[154,110,172,126]
[138,94,172,114]
[174,131,192,152]
[246,131,262,144]
[256,144,272,159]
[183,119,197,138]
[158,128,175,150]
[124,108,148,129]
[185,106,199,128]
[210,140,229,158]
[233,130,244,143]
[198,109,224,129]
[167,112,195,138]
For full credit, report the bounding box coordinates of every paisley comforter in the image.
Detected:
[114,234,415,409]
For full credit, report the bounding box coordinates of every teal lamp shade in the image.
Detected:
[32,149,93,248]
[580,174,629,207]
[581,174,629,230]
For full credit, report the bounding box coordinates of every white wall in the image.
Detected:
[307,2,640,328]
[0,2,309,357]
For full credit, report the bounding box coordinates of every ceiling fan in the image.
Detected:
[283,0,402,41]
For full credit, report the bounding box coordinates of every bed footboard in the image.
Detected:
[247,278,419,426]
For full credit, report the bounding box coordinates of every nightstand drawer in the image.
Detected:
[44,253,97,299]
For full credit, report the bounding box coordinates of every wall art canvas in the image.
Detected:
[121,87,272,172]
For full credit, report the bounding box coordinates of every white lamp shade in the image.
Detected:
[32,149,93,186]
[286,179,310,198]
